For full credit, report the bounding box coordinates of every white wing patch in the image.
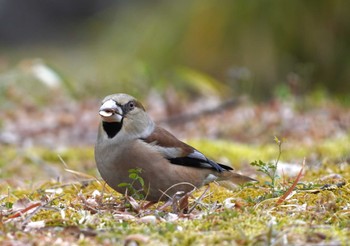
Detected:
[187,150,207,161]
[149,144,182,159]
[186,150,213,168]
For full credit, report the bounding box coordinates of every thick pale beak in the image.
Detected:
[99,99,123,122]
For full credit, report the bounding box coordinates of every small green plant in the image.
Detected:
[250,136,283,193]
[118,168,145,200]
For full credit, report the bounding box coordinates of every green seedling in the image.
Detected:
[118,168,145,200]
[250,136,283,195]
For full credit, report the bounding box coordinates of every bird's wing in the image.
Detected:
[140,126,232,172]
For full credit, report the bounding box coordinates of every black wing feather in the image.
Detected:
[168,157,233,172]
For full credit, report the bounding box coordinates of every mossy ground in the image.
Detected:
[1,136,349,245]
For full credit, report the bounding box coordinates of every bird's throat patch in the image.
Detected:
[102,121,122,138]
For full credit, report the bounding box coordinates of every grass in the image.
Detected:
[1,135,349,245]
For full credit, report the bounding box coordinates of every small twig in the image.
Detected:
[157,182,197,203]
[276,158,305,205]
[5,202,42,221]
[159,97,245,125]
[188,185,211,214]
[5,194,64,227]
[22,194,65,229]
[21,203,47,229]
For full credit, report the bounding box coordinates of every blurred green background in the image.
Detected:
[1,0,349,103]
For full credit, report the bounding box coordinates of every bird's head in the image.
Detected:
[98,93,154,139]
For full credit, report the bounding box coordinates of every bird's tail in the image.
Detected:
[219,171,257,185]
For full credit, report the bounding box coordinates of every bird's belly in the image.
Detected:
[94,142,211,201]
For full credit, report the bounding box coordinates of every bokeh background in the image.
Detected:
[1,2,350,244]
[1,0,350,103]
[1,0,350,149]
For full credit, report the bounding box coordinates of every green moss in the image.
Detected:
[1,136,350,245]
[188,135,350,167]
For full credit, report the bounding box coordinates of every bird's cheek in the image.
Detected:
[114,114,123,122]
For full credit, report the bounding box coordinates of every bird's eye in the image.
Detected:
[128,101,135,110]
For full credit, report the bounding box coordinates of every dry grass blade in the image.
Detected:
[125,194,141,212]
[276,158,305,205]
[188,185,211,214]
[58,154,98,180]
[64,168,97,180]
[157,182,197,202]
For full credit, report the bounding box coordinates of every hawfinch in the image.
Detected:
[95,93,255,202]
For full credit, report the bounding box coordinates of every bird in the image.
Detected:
[95,93,255,202]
